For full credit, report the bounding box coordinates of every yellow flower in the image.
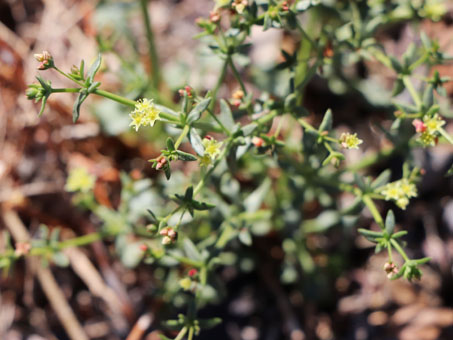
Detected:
[380,179,418,210]
[419,131,436,147]
[424,114,445,134]
[129,98,161,131]
[65,167,95,193]
[179,277,192,291]
[202,137,223,160]
[199,154,212,167]
[339,132,363,149]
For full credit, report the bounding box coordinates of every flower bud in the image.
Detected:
[15,242,31,257]
[188,268,198,277]
[162,236,172,245]
[140,244,148,252]
[412,119,427,133]
[34,51,54,70]
[252,136,264,147]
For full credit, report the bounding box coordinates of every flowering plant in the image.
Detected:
[3,0,453,339]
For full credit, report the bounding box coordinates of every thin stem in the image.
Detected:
[58,232,103,249]
[439,127,453,145]
[53,66,85,87]
[402,76,422,108]
[52,88,81,93]
[362,195,384,230]
[188,327,194,340]
[207,109,231,136]
[387,243,393,262]
[140,0,161,90]
[228,57,247,95]
[390,239,410,262]
[174,326,188,340]
[175,125,190,149]
[209,59,229,111]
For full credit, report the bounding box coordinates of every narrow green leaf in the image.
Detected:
[385,210,395,235]
[318,109,333,132]
[183,238,202,261]
[188,128,204,156]
[166,137,175,152]
[187,98,211,124]
[219,99,235,131]
[86,53,102,85]
[176,150,197,161]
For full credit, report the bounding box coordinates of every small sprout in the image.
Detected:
[14,242,31,257]
[179,277,193,291]
[34,51,54,70]
[65,167,96,193]
[129,98,161,131]
[339,132,363,149]
[202,137,223,160]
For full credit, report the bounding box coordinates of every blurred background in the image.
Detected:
[0,0,453,339]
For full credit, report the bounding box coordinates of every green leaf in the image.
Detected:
[392,78,405,97]
[318,109,333,132]
[422,84,434,109]
[73,90,89,123]
[238,229,252,246]
[243,178,271,213]
[176,150,197,161]
[391,230,407,239]
[183,238,202,261]
[164,164,171,180]
[52,252,70,267]
[166,137,175,152]
[189,128,204,156]
[191,199,215,211]
[86,53,102,85]
[358,228,383,242]
[371,169,391,189]
[198,317,222,330]
[385,210,395,235]
[184,186,193,201]
[187,98,211,124]
[219,99,235,131]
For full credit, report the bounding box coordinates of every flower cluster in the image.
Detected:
[65,167,96,193]
[129,98,161,131]
[412,114,445,147]
[160,227,178,245]
[380,178,417,210]
[34,51,54,70]
[339,132,363,149]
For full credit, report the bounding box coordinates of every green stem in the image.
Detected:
[174,326,188,340]
[207,109,231,136]
[439,127,453,145]
[53,66,85,87]
[52,88,81,93]
[187,327,194,340]
[58,232,103,249]
[140,0,161,90]
[175,125,190,149]
[387,243,393,262]
[390,239,410,262]
[402,76,422,108]
[228,57,247,95]
[362,195,384,230]
[209,59,229,111]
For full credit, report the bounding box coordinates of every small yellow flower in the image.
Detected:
[65,167,95,193]
[199,154,212,167]
[232,0,248,13]
[424,114,445,134]
[339,132,363,149]
[400,179,417,198]
[179,277,192,291]
[129,98,161,131]
[419,131,436,147]
[380,179,418,210]
[202,137,223,160]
